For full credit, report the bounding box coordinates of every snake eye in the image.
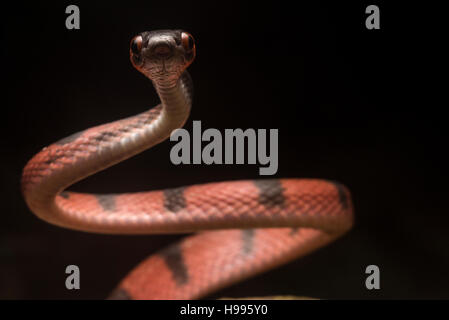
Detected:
[130,35,143,55]
[181,32,195,52]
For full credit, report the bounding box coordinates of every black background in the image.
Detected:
[2,1,448,299]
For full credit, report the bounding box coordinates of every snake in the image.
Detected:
[21,30,354,300]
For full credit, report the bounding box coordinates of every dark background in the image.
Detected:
[1,1,447,299]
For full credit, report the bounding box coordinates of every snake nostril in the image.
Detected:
[153,44,173,58]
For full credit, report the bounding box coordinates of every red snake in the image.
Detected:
[21,30,354,299]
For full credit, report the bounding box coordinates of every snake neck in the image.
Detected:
[154,71,193,126]
[21,71,193,227]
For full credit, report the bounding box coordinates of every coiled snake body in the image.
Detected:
[21,30,354,299]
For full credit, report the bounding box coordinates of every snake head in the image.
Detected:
[130,30,196,87]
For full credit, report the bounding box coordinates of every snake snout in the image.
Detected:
[150,43,174,59]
